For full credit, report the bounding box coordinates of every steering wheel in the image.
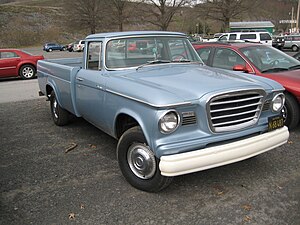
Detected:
[270,59,279,67]
[171,54,187,61]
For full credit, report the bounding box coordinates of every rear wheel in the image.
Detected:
[19,64,35,79]
[117,126,173,192]
[292,45,299,52]
[50,91,70,126]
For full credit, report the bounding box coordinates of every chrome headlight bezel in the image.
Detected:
[271,93,285,112]
[158,110,180,134]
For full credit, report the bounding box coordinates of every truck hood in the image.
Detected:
[107,64,282,107]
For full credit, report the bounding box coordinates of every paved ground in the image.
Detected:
[0,97,299,225]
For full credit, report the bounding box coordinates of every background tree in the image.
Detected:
[198,0,261,32]
[141,0,195,31]
[109,0,128,31]
[63,0,107,34]
[108,0,144,31]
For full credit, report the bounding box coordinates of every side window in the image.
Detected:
[260,33,271,41]
[196,47,211,64]
[168,39,193,61]
[219,35,228,41]
[240,34,256,40]
[293,36,300,41]
[0,52,18,59]
[285,36,292,41]
[229,34,237,40]
[212,48,246,70]
[87,42,102,70]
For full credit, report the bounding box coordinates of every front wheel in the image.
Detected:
[19,64,35,79]
[50,91,70,126]
[283,93,300,130]
[117,126,173,192]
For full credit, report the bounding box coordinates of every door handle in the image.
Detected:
[77,77,84,81]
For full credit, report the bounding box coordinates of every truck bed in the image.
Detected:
[37,57,82,115]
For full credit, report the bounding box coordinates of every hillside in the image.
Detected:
[0,1,84,48]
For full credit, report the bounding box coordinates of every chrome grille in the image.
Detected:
[208,90,266,132]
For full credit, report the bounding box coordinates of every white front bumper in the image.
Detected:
[159,126,289,177]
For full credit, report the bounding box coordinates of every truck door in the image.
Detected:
[75,41,107,129]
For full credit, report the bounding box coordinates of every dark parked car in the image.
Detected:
[43,43,66,52]
[272,35,285,50]
[0,49,44,79]
[66,42,74,52]
[193,42,300,129]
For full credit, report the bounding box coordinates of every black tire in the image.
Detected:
[19,64,36,79]
[117,126,173,192]
[292,45,299,52]
[49,48,53,52]
[50,91,70,126]
[283,92,300,130]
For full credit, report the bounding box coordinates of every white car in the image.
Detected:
[73,40,85,52]
[218,32,272,46]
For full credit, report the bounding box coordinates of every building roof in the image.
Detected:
[230,21,275,28]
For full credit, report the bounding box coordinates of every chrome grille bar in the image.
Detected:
[212,109,260,120]
[210,95,263,106]
[207,90,266,132]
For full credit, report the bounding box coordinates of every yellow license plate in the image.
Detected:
[268,116,284,131]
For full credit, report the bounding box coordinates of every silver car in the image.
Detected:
[283,35,300,52]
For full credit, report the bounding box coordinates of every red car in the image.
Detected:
[193,42,300,129]
[0,49,44,79]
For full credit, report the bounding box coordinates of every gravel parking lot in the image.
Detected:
[0,97,299,225]
[0,48,299,225]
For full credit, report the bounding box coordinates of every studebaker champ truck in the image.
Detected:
[38,31,289,192]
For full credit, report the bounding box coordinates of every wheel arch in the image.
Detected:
[17,62,36,74]
[114,111,153,147]
[115,113,140,139]
[45,83,63,107]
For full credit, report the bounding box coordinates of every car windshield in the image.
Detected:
[105,36,202,69]
[240,46,300,73]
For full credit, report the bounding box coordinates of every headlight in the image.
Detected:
[159,110,180,134]
[271,93,285,112]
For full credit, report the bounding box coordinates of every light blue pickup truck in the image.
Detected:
[38,31,289,192]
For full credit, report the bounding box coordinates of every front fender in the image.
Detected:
[114,106,156,150]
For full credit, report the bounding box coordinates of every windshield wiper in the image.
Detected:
[136,60,171,71]
[288,65,300,70]
[171,59,191,63]
[261,67,289,73]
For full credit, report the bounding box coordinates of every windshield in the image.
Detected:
[105,36,202,69]
[240,46,300,73]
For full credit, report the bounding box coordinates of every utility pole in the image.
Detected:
[291,7,294,32]
[297,0,300,33]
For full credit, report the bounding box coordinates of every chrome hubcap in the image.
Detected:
[22,67,34,78]
[127,143,156,179]
[52,99,58,119]
[282,105,287,122]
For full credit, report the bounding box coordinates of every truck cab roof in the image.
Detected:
[86,31,186,40]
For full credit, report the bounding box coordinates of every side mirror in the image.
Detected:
[233,64,247,72]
